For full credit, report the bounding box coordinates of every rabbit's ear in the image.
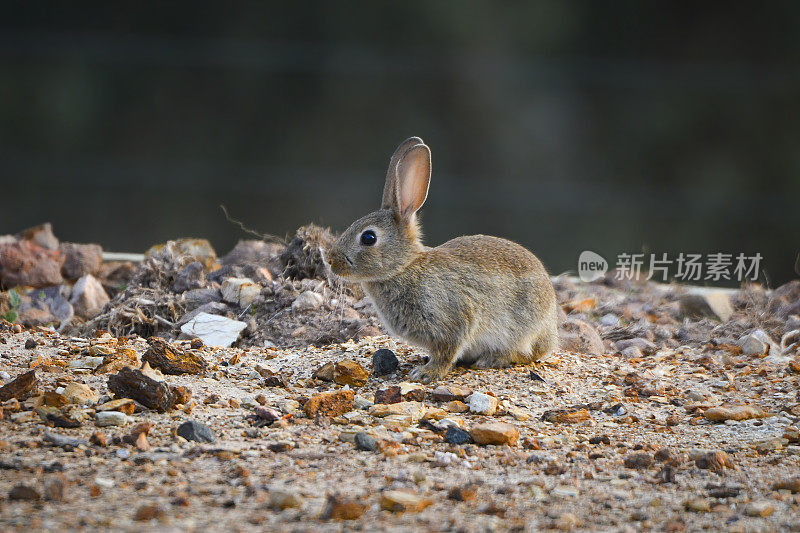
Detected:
[382,136,424,210]
[394,144,431,220]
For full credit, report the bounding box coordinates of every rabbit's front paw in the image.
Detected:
[409,364,446,384]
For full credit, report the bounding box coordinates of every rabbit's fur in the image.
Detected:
[328,137,558,382]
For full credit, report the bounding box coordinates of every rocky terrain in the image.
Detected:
[1,223,800,532]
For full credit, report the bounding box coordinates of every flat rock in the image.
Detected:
[470,422,519,446]
[369,401,426,422]
[304,390,355,418]
[62,382,98,405]
[143,337,207,375]
[180,312,247,347]
[374,386,402,404]
[0,240,64,288]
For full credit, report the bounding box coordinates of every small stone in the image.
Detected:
[374,386,402,404]
[62,382,98,405]
[221,277,261,307]
[134,503,165,521]
[333,360,369,387]
[598,313,620,327]
[773,477,800,493]
[255,406,281,422]
[142,337,207,375]
[616,337,657,355]
[354,432,377,451]
[304,390,355,418]
[96,398,136,415]
[172,261,206,292]
[560,318,604,354]
[379,490,433,513]
[467,392,499,415]
[90,432,108,447]
[43,476,65,501]
[24,338,37,349]
[447,485,477,501]
[442,400,469,413]
[624,452,654,469]
[268,440,295,452]
[744,501,775,517]
[321,495,367,520]
[291,290,324,311]
[695,450,734,472]
[180,312,247,348]
[684,498,711,513]
[0,240,64,288]
[176,420,215,443]
[69,274,110,319]
[37,406,88,428]
[369,401,426,422]
[430,386,472,402]
[9,483,41,501]
[312,362,335,381]
[679,291,733,321]
[135,432,151,451]
[444,426,472,445]
[470,422,519,446]
[95,410,131,427]
[554,512,580,531]
[269,488,303,510]
[60,242,103,280]
[372,348,398,375]
[704,405,768,422]
[43,431,87,448]
[739,330,775,356]
[541,408,591,424]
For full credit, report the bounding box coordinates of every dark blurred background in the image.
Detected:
[1,2,798,284]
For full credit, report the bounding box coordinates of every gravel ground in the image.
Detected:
[1,314,799,533]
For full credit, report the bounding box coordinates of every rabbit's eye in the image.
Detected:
[360,230,377,246]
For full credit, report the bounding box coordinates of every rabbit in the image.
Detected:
[326,136,559,383]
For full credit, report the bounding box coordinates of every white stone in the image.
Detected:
[69,274,109,319]
[292,291,324,311]
[467,392,499,415]
[740,329,774,356]
[221,278,261,307]
[94,411,130,427]
[180,312,247,347]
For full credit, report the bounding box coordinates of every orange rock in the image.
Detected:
[303,390,355,418]
[470,422,520,446]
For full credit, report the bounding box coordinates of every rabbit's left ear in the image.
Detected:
[395,144,431,220]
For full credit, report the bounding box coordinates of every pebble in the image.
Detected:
[180,312,247,348]
[740,331,771,356]
[255,406,281,422]
[704,405,768,422]
[684,498,710,513]
[374,386,402,404]
[24,338,37,349]
[554,512,580,530]
[321,495,367,520]
[42,431,87,449]
[291,290,324,311]
[354,432,377,451]
[94,411,131,427]
[176,420,215,443]
[269,488,303,510]
[467,392,498,416]
[744,501,775,517]
[0,371,10,380]
[9,483,41,501]
[598,313,620,327]
[379,490,433,513]
[372,348,398,375]
[469,422,519,446]
[623,452,654,469]
[444,426,472,445]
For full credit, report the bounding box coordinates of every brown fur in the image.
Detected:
[328,138,558,382]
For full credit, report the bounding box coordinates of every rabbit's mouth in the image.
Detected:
[327,249,355,277]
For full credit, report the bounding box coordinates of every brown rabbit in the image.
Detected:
[327,137,559,382]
